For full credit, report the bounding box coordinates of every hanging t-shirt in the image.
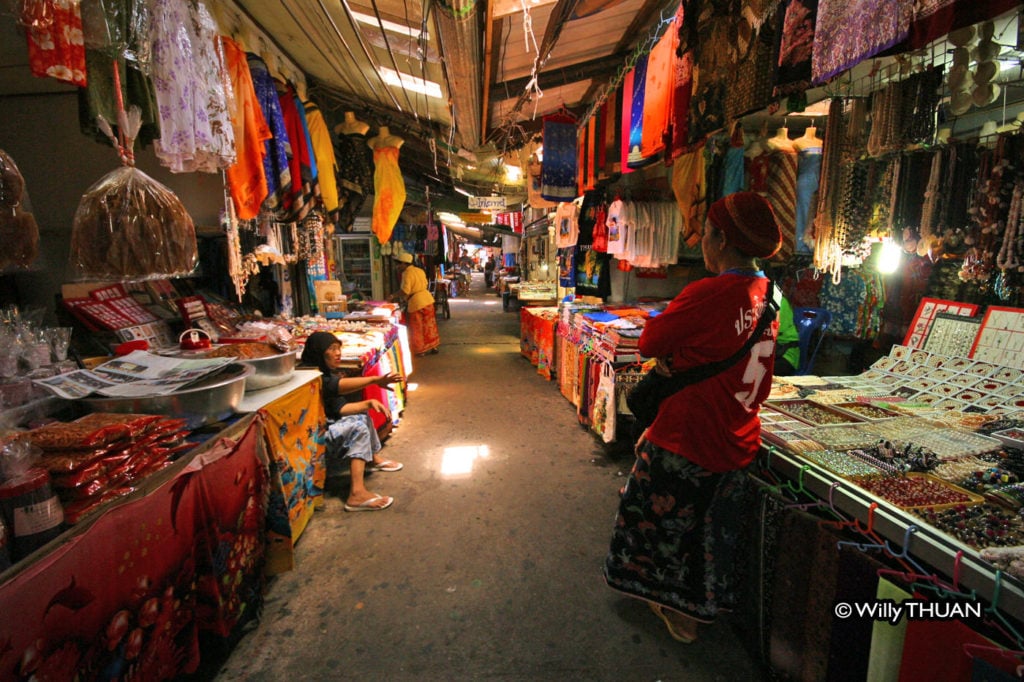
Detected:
[574,246,612,298]
[558,247,576,287]
[555,201,580,248]
[592,203,609,252]
[605,199,626,256]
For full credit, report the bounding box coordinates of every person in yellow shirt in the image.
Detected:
[391,252,440,355]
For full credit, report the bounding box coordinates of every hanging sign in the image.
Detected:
[468,195,507,211]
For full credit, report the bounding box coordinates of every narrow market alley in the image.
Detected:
[212,274,766,682]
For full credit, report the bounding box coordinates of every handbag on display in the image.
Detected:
[626,280,778,430]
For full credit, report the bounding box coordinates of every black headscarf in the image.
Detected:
[300,331,340,375]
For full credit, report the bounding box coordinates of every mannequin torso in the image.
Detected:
[335,111,369,136]
[766,127,796,153]
[368,126,404,150]
[793,126,823,151]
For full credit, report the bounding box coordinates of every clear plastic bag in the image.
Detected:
[69,166,198,280]
[0,149,40,270]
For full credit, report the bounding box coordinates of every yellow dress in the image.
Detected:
[372,146,406,244]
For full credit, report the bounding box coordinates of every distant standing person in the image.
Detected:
[391,252,440,355]
[484,258,496,288]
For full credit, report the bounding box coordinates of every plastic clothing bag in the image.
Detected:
[69,165,197,279]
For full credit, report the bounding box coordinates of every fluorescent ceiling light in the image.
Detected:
[453,186,473,197]
[378,67,442,99]
[350,10,423,39]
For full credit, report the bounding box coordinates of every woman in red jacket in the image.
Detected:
[604,192,782,643]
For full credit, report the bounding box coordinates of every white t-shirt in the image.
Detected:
[605,199,625,256]
[555,201,580,248]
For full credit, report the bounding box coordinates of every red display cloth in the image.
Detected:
[0,418,268,680]
[898,613,1021,681]
[259,380,326,575]
[520,307,558,380]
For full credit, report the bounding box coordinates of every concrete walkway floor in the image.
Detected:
[212,273,767,682]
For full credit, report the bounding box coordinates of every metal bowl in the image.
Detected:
[240,350,297,391]
[81,363,253,429]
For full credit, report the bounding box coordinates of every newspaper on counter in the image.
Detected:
[33,350,236,400]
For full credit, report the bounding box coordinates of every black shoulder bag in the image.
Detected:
[626,280,779,431]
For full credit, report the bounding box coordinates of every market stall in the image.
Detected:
[0,416,268,681]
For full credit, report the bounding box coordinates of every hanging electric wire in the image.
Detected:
[279,1,362,96]
[332,0,408,113]
[369,0,419,118]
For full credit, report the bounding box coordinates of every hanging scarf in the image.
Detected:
[540,112,579,201]
[247,54,292,214]
[812,0,914,84]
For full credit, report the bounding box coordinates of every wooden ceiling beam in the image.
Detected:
[490,50,630,102]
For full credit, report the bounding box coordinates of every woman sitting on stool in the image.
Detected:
[301,331,404,512]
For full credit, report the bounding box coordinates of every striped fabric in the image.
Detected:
[765,149,798,260]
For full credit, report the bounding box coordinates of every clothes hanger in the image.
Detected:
[983,570,1024,649]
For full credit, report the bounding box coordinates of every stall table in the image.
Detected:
[0,416,269,681]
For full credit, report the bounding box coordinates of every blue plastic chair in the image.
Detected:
[792,307,832,375]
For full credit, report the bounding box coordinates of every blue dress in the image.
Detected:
[795,146,823,254]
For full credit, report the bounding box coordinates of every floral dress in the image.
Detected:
[150,0,235,173]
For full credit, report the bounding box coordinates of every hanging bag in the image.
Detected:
[626,280,778,430]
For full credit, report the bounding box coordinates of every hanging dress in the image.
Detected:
[222,37,271,220]
[150,0,235,173]
[277,85,317,223]
[795,144,823,254]
[247,54,292,215]
[304,103,338,223]
[371,145,406,245]
[25,0,86,86]
[765,147,799,260]
[334,131,374,232]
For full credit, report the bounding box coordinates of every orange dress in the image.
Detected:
[372,146,406,244]
[222,37,271,220]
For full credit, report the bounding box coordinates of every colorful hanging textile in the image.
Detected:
[774,0,817,98]
[726,3,777,121]
[586,115,598,190]
[371,145,406,244]
[150,0,236,173]
[626,53,649,168]
[248,54,292,214]
[259,379,325,575]
[811,0,913,84]
[277,84,317,223]
[620,69,634,175]
[640,27,673,159]
[666,5,693,161]
[333,129,374,231]
[765,148,799,261]
[222,37,271,221]
[671,146,707,247]
[25,0,86,86]
[686,0,734,145]
[604,89,620,174]
[304,101,339,220]
[527,155,557,209]
[540,112,579,201]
